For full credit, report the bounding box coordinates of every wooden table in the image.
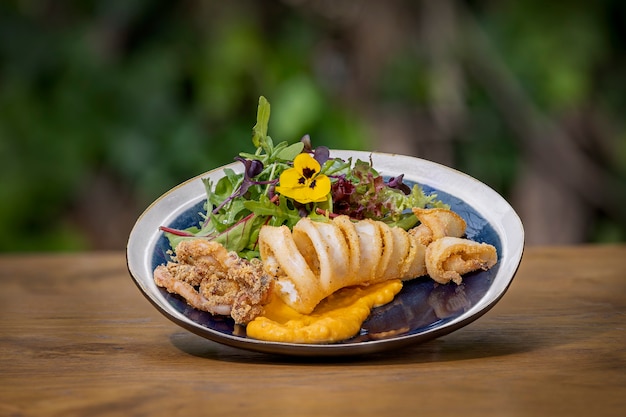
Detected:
[1,246,625,417]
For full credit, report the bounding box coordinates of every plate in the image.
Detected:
[126,150,524,356]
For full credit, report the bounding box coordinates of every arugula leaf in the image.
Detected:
[252,96,271,149]
[244,195,301,228]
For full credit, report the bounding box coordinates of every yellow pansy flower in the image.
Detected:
[276,153,331,204]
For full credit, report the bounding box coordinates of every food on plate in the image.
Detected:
[410,207,467,245]
[411,206,498,284]
[153,96,498,343]
[246,280,403,344]
[425,237,498,285]
[259,215,426,315]
[153,239,273,324]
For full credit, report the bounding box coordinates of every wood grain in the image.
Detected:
[1,246,625,417]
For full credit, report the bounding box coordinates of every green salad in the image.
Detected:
[161,96,448,259]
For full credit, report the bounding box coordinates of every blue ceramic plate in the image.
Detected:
[126,150,524,356]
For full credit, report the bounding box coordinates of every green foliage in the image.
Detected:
[0,1,369,251]
[484,1,607,111]
[1,0,625,250]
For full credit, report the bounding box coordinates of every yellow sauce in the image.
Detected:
[246,280,403,344]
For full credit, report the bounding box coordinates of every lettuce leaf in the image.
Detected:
[161,96,448,259]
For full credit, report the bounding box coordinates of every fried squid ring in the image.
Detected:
[425,236,498,284]
[411,207,467,245]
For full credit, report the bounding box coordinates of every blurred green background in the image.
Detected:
[1,0,625,252]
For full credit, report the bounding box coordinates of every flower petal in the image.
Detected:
[291,186,318,204]
[293,153,321,176]
[279,167,304,187]
[308,174,331,202]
